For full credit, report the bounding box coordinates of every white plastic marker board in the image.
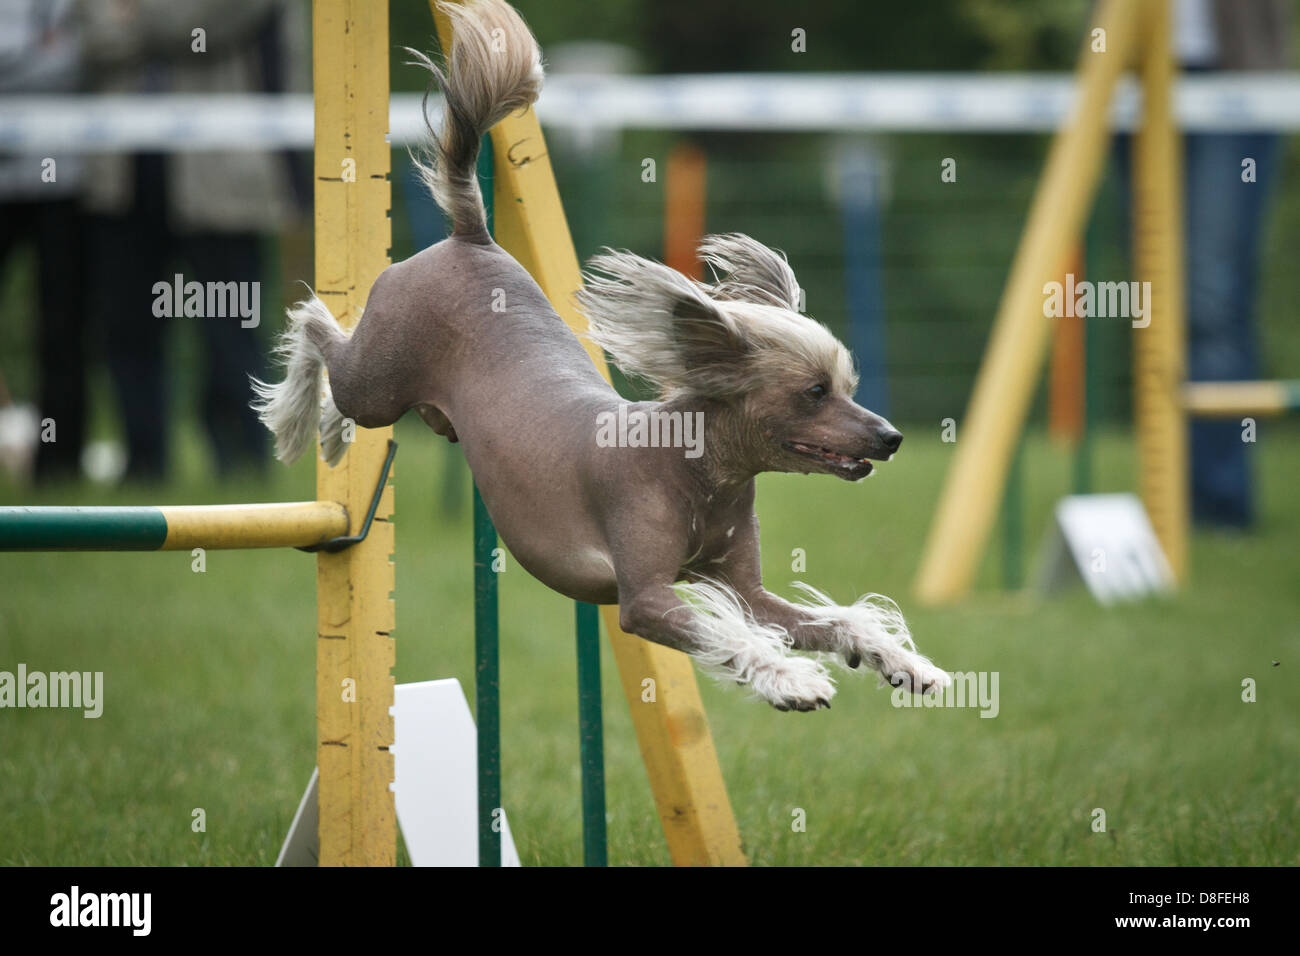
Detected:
[276,678,520,866]
[1035,493,1175,605]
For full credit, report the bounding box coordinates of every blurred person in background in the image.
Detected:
[1174,0,1292,529]
[0,0,87,481]
[78,0,308,481]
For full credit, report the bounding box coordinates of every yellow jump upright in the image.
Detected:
[1132,0,1188,581]
[313,0,397,866]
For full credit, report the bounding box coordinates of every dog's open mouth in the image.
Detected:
[783,441,873,480]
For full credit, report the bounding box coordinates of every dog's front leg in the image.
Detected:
[617,579,835,711]
[714,518,949,694]
[742,586,950,695]
[601,491,833,710]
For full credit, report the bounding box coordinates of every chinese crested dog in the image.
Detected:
[253,0,950,710]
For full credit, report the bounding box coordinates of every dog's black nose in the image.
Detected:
[882,428,903,454]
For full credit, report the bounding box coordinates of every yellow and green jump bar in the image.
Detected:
[0,441,396,553]
[0,501,349,552]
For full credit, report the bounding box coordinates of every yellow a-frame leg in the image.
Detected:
[912,0,1145,604]
[433,2,746,866]
[313,0,397,866]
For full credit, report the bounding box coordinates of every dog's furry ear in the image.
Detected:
[577,249,751,397]
[698,233,802,311]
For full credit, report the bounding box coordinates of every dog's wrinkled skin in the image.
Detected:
[253,0,950,711]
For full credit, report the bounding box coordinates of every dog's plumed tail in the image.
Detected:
[250,296,351,466]
[408,0,543,237]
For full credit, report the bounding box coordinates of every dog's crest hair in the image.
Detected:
[699,233,801,310]
[407,0,543,237]
[577,235,857,400]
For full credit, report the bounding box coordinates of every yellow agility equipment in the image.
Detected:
[914,0,1189,603]
[312,0,397,866]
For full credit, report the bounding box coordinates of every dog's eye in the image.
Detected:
[805,383,828,400]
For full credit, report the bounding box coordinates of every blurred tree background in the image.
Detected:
[392,0,1097,79]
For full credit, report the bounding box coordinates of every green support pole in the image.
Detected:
[575,601,607,867]
[1003,439,1024,590]
[473,483,500,867]
[1075,213,1098,494]
[473,136,501,868]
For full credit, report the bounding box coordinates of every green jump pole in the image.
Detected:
[472,483,500,868]
[473,135,502,868]
[575,601,607,867]
[1074,213,1098,495]
[1002,439,1024,590]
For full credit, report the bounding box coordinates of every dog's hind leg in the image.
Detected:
[251,296,351,464]
[252,293,410,466]
[319,383,348,466]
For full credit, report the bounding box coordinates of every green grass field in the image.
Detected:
[1,418,1297,866]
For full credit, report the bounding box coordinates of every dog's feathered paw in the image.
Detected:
[840,640,951,695]
[884,657,952,696]
[791,581,950,696]
[745,652,836,712]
